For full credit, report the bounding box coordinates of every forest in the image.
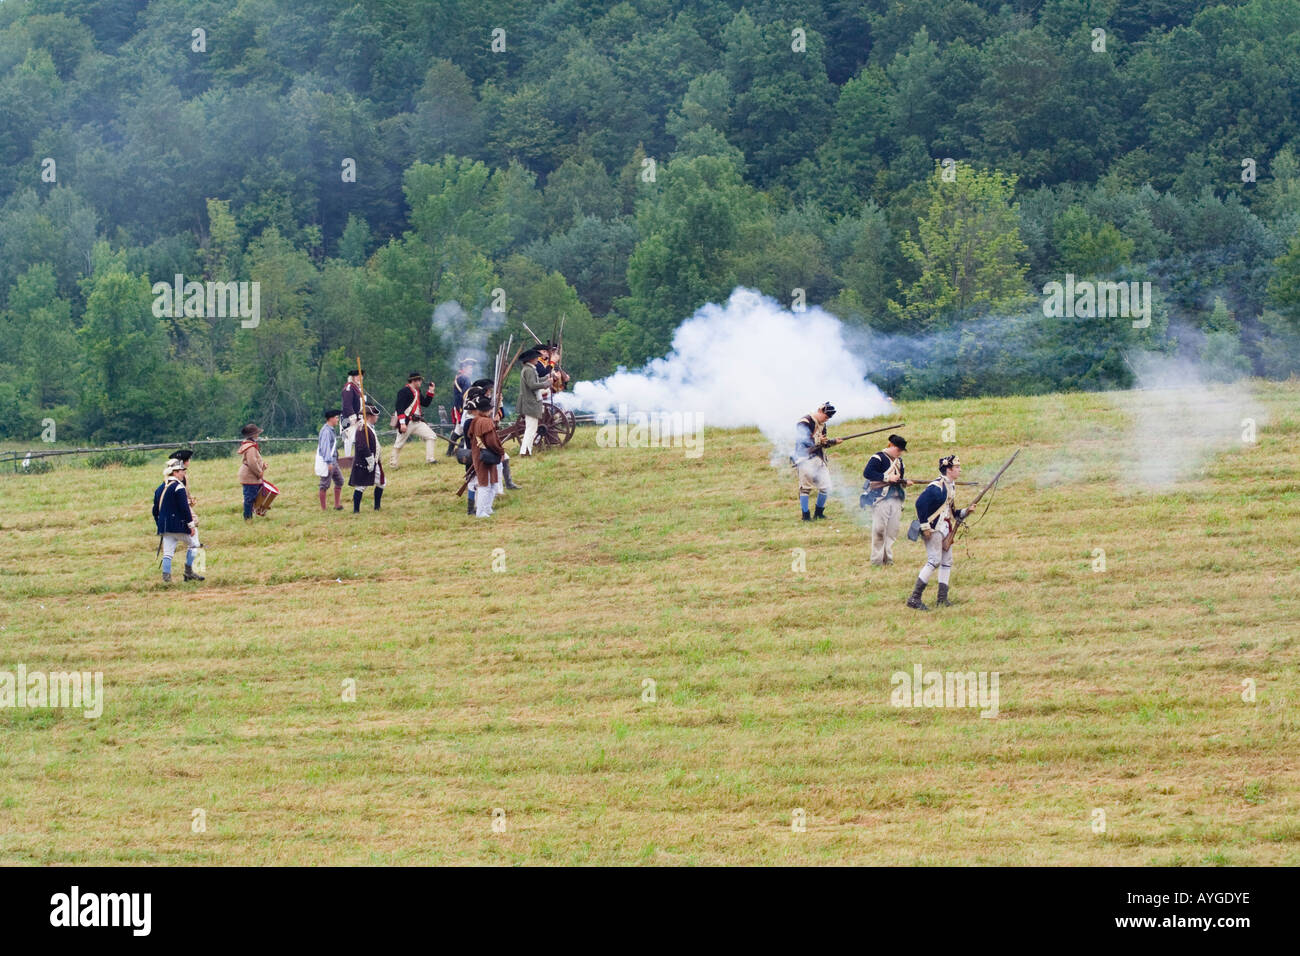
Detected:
[1,0,1299,441]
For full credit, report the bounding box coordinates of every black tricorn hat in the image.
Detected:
[520,347,543,362]
[170,449,193,462]
[407,370,423,382]
[348,367,364,376]
[324,407,341,419]
[888,434,907,450]
[471,377,494,389]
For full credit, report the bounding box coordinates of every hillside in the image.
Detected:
[1,383,1297,864]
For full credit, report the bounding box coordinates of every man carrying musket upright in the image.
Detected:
[340,367,364,468]
[794,402,840,521]
[517,345,553,456]
[861,434,910,565]
[906,454,972,610]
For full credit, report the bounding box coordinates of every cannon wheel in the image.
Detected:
[557,407,576,445]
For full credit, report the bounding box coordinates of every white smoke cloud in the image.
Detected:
[1118,352,1265,487]
[558,288,895,447]
[432,300,505,374]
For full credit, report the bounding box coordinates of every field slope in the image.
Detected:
[1,383,1298,865]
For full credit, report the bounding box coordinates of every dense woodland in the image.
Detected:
[2,0,1300,442]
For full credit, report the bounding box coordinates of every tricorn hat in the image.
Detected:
[348,367,365,377]
[170,449,193,462]
[458,357,476,367]
[324,407,341,420]
[888,434,907,450]
[520,347,543,362]
[364,402,380,415]
[818,402,837,419]
[407,370,423,382]
[471,377,494,389]
[240,423,262,438]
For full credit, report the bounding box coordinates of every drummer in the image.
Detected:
[237,423,269,520]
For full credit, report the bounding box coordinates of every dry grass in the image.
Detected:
[1,382,1297,864]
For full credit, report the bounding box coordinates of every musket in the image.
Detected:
[942,448,1020,549]
[520,322,544,345]
[824,422,905,447]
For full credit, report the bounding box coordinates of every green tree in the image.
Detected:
[890,162,1030,325]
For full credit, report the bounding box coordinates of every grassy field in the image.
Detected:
[1,382,1298,865]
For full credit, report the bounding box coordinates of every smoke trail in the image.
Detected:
[558,288,895,447]
[432,300,505,375]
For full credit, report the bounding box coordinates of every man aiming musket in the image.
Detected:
[793,409,906,522]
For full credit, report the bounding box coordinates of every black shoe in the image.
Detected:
[906,578,930,611]
[813,506,826,519]
[936,583,951,607]
[802,511,811,521]
[183,567,204,581]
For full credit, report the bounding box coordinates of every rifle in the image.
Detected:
[821,422,905,448]
[942,448,1020,549]
[868,479,977,489]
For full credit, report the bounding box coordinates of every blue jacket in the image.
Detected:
[862,450,905,505]
[152,479,193,534]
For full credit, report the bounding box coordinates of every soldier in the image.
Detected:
[451,358,475,425]
[906,454,972,611]
[517,345,553,456]
[349,404,386,512]
[793,402,840,521]
[861,434,911,566]
[316,408,345,511]
[390,371,439,467]
[153,458,203,583]
[466,392,507,517]
[340,367,364,468]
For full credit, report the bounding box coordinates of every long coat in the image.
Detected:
[468,413,505,486]
[518,363,551,419]
[348,424,386,487]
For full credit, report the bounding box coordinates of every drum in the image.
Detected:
[252,480,279,515]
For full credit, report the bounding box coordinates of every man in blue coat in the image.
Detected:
[906,455,971,610]
[153,458,203,583]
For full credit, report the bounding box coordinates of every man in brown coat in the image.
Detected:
[237,424,268,520]
[467,394,506,517]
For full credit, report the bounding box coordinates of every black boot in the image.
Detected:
[503,460,520,490]
[373,487,383,510]
[936,583,951,606]
[813,506,826,519]
[183,566,204,582]
[906,578,930,611]
[467,493,476,516]
[353,490,362,513]
[801,510,811,521]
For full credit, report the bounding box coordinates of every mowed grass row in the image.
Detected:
[0,383,1297,864]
